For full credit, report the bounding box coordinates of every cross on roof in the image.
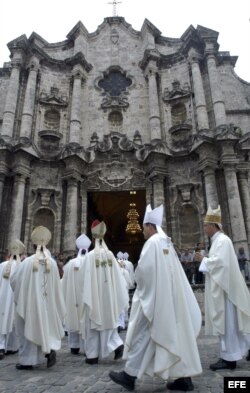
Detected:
[108,0,122,17]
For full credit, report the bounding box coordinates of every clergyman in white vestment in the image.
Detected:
[194,205,250,371]
[109,204,202,392]
[80,220,129,364]
[0,240,25,360]
[62,233,91,354]
[10,226,66,370]
[116,251,133,330]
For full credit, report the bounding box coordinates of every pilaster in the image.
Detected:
[1,62,22,139]
[63,175,79,254]
[145,63,161,140]
[206,54,226,126]
[69,66,86,145]
[8,174,27,244]
[0,174,5,211]
[80,180,87,234]
[237,169,250,254]
[20,57,40,139]
[223,163,248,252]
[189,55,209,130]
[197,145,219,209]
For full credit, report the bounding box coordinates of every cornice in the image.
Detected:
[65,52,93,73]
[139,49,161,71]
[66,21,89,40]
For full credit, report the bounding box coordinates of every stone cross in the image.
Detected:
[108,0,122,16]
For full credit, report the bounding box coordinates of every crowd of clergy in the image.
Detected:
[0,203,250,392]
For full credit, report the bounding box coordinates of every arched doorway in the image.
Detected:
[87,190,146,265]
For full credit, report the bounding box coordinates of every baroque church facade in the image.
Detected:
[0,16,250,260]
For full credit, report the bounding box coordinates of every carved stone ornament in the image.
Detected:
[237,132,250,150]
[101,93,129,110]
[39,86,68,107]
[110,28,119,44]
[215,123,242,141]
[177,183,193,202]
[163,80,192,102]
[99,161,132,188]
[87,163,146,190]
[90,132,135,154]
[135,140,171,161]
[30,188,60,210]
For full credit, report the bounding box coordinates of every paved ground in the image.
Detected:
[0,328,250,393]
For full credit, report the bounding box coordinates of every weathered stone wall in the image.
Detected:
[0,17,249,257]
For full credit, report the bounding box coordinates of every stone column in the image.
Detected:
[69,69,83,145]
[0,174,5,211]
[64,177,78,254]
[23,217,32,253]
[202,166,219,209]
[223,165,248,252]
[146,66,161,140]
[8,174,26,243]
[151,174,167,232]
[237,170,250,252]
[206,54,226,126]
[53,218,61,254]
[80,181,87,234]
[190,58,209,130]
[145,182,153,206]
[1,63,21,139]
[20,59,39,139]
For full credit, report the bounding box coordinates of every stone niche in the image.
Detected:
[179,203,200,248]
[38,87,67,156]
[163,80,193,151]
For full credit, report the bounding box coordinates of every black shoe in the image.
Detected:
[70,348,80,355]
[109,370,136,391]
[16,363,33,370]
[209,358,236,371]
[5,350,18,355]
[167,377,194,391]
[114,344,124,360]
[45,350,56,368]
[85,357,98,364]
[0,349,5,360]
[246,350,250,361]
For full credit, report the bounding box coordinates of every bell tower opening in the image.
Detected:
[87,190,146,265]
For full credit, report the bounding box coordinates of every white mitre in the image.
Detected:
[91,220,107,239]
[204,205,222,229]
[117,251,123,260]
[76,234,91,252]
[31,226,51,246]
[9,239,25,256]
[123,252,129,260]
[31,226,51,272]
[143,204,168,240]
[76,234,91,260]
[143,204,163,226]
[3,239,25,279]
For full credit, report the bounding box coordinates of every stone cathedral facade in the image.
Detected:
[0,16,250,260]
